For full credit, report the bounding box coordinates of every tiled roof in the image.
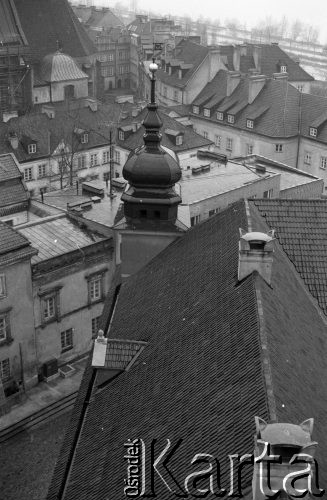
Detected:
[47,199,327,499]
[251,199,327,317]
[13,0,96,60]
[157,40,209,88]
[0,0,27,45]
[18,215,105,263]
[0,221,31,255]
[191,70,301,138]
[220,44,313,81]
[40,51,88,83]
[0,183,28,209]
[0,153,21,182]
[0,102,122,162]
[85,8,123,29]
[117,107,212,152]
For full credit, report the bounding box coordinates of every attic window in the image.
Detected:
[246,119,254,129]
[309,127,317,138]
[203,108,210,117]
[28,144,36,154]
[176,135,183,146]
[81,133,89,144]
[280,65,287,73]
[227,114,235,124]
[217,111,224,121]
[119,130,124,140]
[193,106,199,114]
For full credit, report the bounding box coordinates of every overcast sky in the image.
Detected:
[101,0,327,43]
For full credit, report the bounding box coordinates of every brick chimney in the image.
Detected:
[233,45,241,71]
[248,74,266,104]
[253,45,262,73]
[238,229,275,284]
[208,47,222,81]
[252,417,318,500]
[226,71,241,97]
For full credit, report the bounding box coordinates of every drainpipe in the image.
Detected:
[295,89,302,169]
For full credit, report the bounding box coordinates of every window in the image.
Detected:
[280,65,287,73]
[115,150,121,164]
[174,90,178,101]
[203,131,208,139]
[190,214,201,226]
[215,135,221,148]
[28,143,36,154]
[217,112,224,121]
[108,53,114,61]
[193,106,199,114]
[309,127,317,138]
[103,150,110,164]
[0,358,10,382]
[247,144,254,155]
[320,156,327,169]
[275,144,283,152]
[209,208,219,217]
[38,164,46,178]
[92,317,101,338]
[178,69,182,79]
[81,133,88,144]
[0,312,11,344]
[227,114,234,124]
[297,85,303,92]
[246,119,254,129]
[43,296,56,320]
[24,167,32,181]
[118,130,124,141]
[304,152,312,165]
[77,155,86,170]
[203,108,210,117]
[163,86,167,98]
[263,189,273,198]
[226,138,233,151]
[88,276,103,303]
[119,66,124,75]
[90,153,98,167]
[61,328,73,352]
[176,135,183,146]
[0,275,6,299]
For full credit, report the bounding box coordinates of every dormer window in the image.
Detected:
[227,114,234,124]
[119,130,124,140]
[193,106,199,114]
[81,133,88,144]
[309,127,317,137]
[217,112,224,121]
[280,65,287,73]
[176,135,183,146]
[203,108,210,117]
[246,119,254,129]
[28,143,36,154]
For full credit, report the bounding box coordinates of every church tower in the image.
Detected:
[115,61,187,278]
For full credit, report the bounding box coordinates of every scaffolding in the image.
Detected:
[0,0,32,116]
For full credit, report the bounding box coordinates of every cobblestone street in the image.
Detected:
[0,412,71,500]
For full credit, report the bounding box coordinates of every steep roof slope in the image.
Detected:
[13,0,96,60]
[47,199,327,499]
[251,199,327,316]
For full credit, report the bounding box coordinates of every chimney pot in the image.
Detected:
[238,229,275,284]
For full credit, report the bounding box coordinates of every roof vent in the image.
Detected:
[238,229,275,284]
[253,417,319,500]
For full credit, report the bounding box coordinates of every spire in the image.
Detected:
[121,57,182,226]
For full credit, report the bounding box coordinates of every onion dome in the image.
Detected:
[122,61,182,224]
[40,51,88,83]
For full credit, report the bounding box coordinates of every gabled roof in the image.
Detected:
[0,220,31,255]
[251,199,327,316]
[157,40,210,88]
[47,199,327,499]
[191,70,301,138]
[220,44,314,82]
[13,0,96,60]
[116,107,212,152]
